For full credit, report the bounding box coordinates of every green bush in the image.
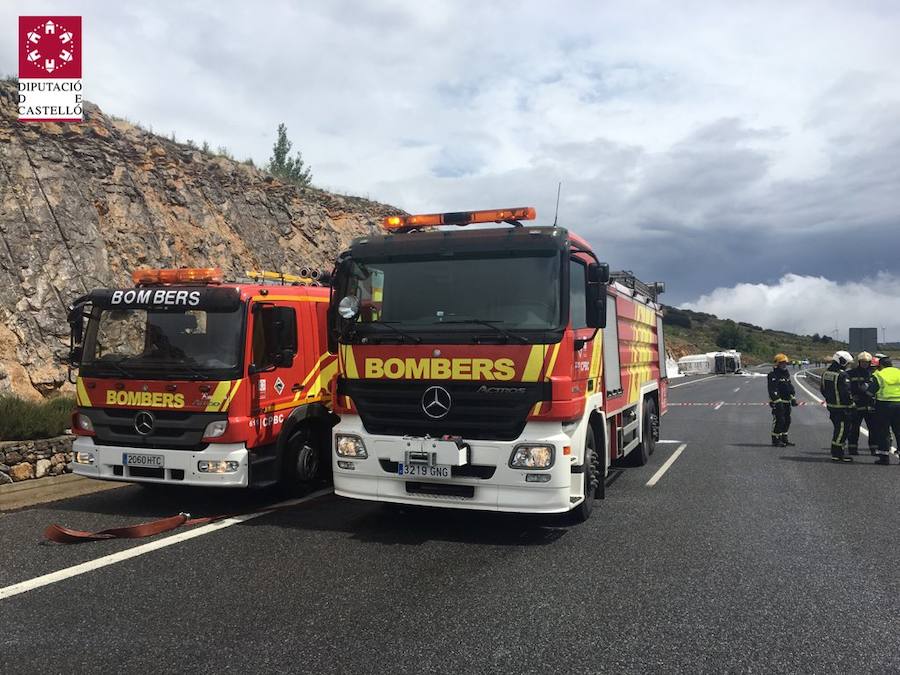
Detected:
[0,395,75,441]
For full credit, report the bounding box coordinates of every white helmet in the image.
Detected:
[833,350,853,366]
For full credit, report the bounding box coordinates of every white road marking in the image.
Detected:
[656,440,682,444]
[669,375,717,389]
[0,488,333,602]
[713,401,724,410]
[793,370,896,453]
[733,387,741,393]
[646,443,687,486]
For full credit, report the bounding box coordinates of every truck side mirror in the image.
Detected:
[68,304,85,344]
[588,262,610,284]
[68,345,83,366]
[586,283,607,329]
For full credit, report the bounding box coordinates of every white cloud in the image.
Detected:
[681,273,900,342]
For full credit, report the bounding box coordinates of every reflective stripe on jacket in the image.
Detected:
[821,366,851,408]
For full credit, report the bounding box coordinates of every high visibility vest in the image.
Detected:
[875,367,900,402]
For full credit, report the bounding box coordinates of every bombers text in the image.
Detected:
[106,390,186,408]
[111,289,202,306]
[363,357,516,380]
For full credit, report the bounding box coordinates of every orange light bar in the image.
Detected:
[131,267,224,285]
[383,207,536,231]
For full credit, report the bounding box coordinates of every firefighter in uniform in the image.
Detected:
[873,356,900,465]
[846,351,879,456]
[821,350,854,462]
[768,353,798,446]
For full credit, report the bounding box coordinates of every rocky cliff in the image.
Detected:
[0,81,400,399]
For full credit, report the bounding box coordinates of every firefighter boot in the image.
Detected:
[771,435,785,447]
[875,455,890,465]
[848,445,859,456]
[782,437,796,447]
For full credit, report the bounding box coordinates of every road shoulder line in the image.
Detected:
[669,375,717,389]
[646,443,687,487]
[0,487,333,602]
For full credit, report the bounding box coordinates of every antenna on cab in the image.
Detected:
[552,182,562,227]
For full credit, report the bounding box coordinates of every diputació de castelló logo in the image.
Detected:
[18,16,83,122]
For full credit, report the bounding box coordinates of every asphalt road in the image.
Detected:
[2,371,899,673]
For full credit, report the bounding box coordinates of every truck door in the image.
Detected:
[569,258,593,396]
[248,302,298,443]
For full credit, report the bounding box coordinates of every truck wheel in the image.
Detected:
[567,427,600,524]
[630,399,656,466]
[644,398,658,457]
[281,427,319,494]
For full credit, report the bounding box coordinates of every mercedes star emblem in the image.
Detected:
[134,410,155,436]
[421,386,452,419]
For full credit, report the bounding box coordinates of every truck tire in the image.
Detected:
[280,426,320,494]
[630,399,655,467]
[644,398,658,457]
[567,427,600,524]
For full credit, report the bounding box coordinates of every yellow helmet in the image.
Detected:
[774,353,789,363]
[857,351,873,362]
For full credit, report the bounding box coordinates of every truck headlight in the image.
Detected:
[74,413,94,433]
[202,420,228,439]
[509,444,554,469]
[198,460,239,473]
[335,434,367,458]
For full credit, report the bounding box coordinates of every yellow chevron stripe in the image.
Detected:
[301,352,330,388]
[307,359,339,400]
[343,345,359,379]
[76,377,91,407]
[205,380,233,412]
[522,345,545,382]
[221,380,242,411]
[544,343,561,381]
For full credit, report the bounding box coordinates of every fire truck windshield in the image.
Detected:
[81,307,244,380]
[341,252,561,337]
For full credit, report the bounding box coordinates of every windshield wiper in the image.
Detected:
[171,362,214,380]
[437,319,529,344]
[94,360,136,378]
[357,320,422,344]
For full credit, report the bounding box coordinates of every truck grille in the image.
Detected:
[83,408,223,451]
[339,379,549,441]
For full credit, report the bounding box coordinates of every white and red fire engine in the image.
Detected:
[328,207,667,521]
[67,267,336,488]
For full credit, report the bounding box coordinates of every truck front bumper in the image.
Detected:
[332,416,580,514]
[70,437,250,487]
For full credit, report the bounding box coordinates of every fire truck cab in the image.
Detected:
[329,207,667,522]
[67,268,337,489]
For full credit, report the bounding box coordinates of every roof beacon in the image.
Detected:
[131,267,223,286]
[383,207,536,233]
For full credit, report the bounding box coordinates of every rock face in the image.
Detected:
[0,80,401,399]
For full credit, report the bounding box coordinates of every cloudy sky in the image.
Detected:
[3,1,899,340]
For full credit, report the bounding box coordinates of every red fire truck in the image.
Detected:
[66,267,337,488]
[328,207,667,521]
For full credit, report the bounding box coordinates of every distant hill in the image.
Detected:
[662,306,849,366]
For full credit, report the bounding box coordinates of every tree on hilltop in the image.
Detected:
[267,123,313,187]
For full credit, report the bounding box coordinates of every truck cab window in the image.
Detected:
[570,260,588,330]
[252,306,297,370]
